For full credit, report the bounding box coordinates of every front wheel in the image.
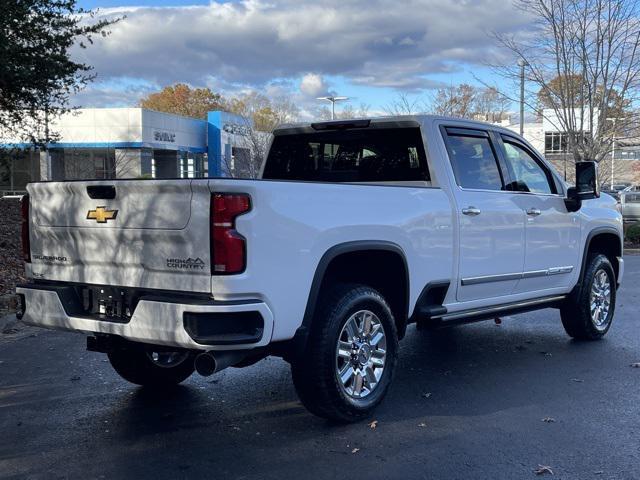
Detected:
[291,284,398,422]
[560,254,616,340]
[107,343,195,387]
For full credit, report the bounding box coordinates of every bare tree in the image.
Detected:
[474,87,512,122]
[383,93,425,116]
[224,92,299,178]
[493,0,640,162]
[228,92,298,132]
[428,84,478,118]
[334,102,372,119]
[220,124,272,179]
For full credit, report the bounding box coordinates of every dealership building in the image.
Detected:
[0,108,254,195]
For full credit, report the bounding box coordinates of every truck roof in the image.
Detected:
[274,115,516,137]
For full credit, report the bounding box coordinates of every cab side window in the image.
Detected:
[501,140,555,194]
[445,131,504,191]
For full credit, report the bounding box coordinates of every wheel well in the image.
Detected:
[318,249,409,339]
[586,232,621,280]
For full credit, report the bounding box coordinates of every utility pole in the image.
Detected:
[518,60,527,136]
[317,96,349,120]
[606,117,619,187]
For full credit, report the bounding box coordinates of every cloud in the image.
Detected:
[71,77,158,107]
[74,0,531,105]
[300,73,328,97]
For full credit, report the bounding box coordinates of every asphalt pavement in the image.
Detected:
[1,258,640,480]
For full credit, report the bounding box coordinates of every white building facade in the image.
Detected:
[0,108,255,195]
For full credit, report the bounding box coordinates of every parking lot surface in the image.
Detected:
[1,258,639,479]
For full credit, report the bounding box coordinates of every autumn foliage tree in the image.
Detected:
[537,74,630,120]
[139,84,226,119]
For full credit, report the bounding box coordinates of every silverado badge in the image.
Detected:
[87,206,118,223]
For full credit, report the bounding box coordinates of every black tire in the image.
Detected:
[560,254,616,340]
[107,343,195,387]
[291,283,399,422]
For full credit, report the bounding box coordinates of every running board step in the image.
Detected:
[424,295,567,328]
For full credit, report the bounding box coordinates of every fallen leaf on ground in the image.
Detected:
[351,448,360,454]
[368,420,378,429]
[534,465,554,475]
[571,378,584,383]
[422,393,432,399]
[70,376,81,382]
[418,423,427,428]
[630,363,640,368]
[542,417,556,423]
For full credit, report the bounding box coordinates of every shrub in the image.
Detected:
[625,223,640,244]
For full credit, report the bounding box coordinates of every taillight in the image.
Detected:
[211,193,251,274]
[20,194,30,263]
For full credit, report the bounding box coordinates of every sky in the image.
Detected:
[72,0,533,119]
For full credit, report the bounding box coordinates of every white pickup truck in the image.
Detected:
[17,116,623,422]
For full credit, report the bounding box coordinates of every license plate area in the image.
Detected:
[79,286,136,323]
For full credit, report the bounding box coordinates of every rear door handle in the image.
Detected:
[462,207,481,216]
[526,208,541,216]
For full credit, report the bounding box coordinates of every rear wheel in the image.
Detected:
[107,343,195,387]
[560,254,616,340]
[291,284,398,422]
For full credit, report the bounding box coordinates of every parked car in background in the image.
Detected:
[620,191,640,223]
[601,183,629,201]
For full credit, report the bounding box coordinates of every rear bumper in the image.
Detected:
[15,284,273,350]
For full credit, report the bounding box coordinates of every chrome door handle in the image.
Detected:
[462,206,481,216]
[526,208,541,216]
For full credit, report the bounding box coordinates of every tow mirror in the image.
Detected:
[565,161,599,212]
[575,161,600,199]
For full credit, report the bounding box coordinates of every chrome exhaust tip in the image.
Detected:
[194,352,217,376]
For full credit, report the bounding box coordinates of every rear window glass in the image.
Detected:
[263,128,430,183]
[446,134,503,191]
[624,193,640,203]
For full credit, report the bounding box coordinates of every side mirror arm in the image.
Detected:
[565,187,582,212]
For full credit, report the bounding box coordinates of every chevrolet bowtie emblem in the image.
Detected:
[87,206,118,223]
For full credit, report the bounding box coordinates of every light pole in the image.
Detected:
[317,96,349,120]
[518,59,527,137]
[606,117,620,187]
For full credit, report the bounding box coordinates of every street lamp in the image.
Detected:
[518,59,528,137]
[606,117,622,187]
[317,96,349,120]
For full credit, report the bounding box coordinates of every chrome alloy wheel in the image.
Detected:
[146,351,190,368]
[590,269,612,329]
[335,310,387,399]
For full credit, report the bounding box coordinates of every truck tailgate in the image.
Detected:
[26,180,212,293]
